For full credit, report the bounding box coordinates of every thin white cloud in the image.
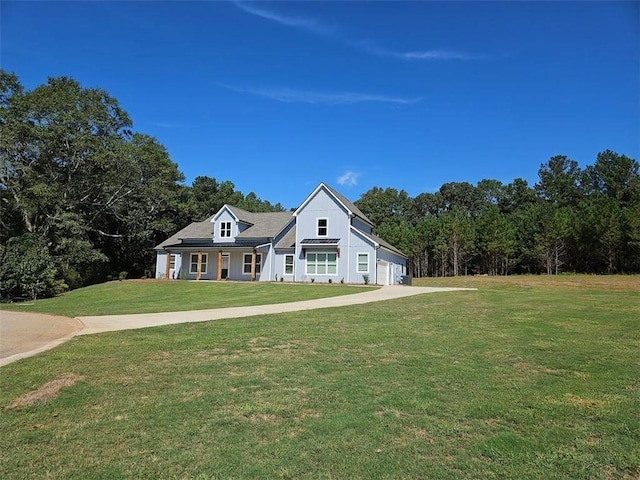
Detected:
[338,171,360,186]
[234,2,481,61]
[217,83,422,105]
[234,2,336,36]
[369,46,483,61]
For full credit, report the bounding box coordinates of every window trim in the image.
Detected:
[169,254,177,270]
[219,221,232,238]
[317,218,328,237]
[242,253,262,275]
[357,252,369,273]
[306,251,338,276]
[189,253,208,274]
[284,254,295,275]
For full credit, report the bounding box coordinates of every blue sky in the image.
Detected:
[2,1,638,209]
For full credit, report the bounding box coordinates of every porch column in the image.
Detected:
[217,250,222,281]
[164,251,171,280]
[196,250,202,281]
[251,250,257,281]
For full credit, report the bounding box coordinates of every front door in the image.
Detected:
[221,253,230,279]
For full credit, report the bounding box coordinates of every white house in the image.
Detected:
[154,183,407,285]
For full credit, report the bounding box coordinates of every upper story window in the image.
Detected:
[220,221,232,238]
[317,218,328,237]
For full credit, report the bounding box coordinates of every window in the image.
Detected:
[169,254,177,270]
[306,252,337,275]
[243,253,262,275]
[357,253,369,273]
[189,253,208,274]
[220,221,232,238]
[284,254,294,275]
[317,218,328,237]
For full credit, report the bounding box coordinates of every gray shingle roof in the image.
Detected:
[274,226,296,249]
[234,211,293,238]
[155,209,294,250]
[154,215,215,250]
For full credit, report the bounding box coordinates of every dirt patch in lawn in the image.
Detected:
[6,373,84,409]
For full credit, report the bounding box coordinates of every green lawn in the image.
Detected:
[0,280,375,317]
[1,276,638,479]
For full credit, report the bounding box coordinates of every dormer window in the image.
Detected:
[317,218,328,237]
[220,221,232,238]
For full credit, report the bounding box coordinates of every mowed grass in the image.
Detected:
[0,280,375,317]
[1,276,638,479]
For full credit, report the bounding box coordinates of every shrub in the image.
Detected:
[119,271,128,281]
[363,274,370,285]
[0,233,67,301]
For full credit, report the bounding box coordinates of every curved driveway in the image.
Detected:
[0,311,83,367]
[1,285,475,366]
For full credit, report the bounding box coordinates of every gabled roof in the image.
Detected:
[154,215,215,250]
[323,183,374,226]
[214,204,293,237]
[294,182,374,227]
[225,205,256,224]
[155,208,293,250]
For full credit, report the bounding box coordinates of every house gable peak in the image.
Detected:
[294,182,374,227]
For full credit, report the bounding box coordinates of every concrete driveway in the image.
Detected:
[0,311,84,367]
[1,285,475,366]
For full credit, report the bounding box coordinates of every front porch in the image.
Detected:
[162,247,266,282]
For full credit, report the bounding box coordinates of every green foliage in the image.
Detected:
[0,71,286,297]
[1,70,638,287]
[0,234,66,301]
[356,151,638,277]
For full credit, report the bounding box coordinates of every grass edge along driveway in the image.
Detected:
[0,280,380,318]
[0,275,638,479]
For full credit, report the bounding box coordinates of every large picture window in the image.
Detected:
[357,253,369,273]
[284,254,294,275]
[317,218,328,237]
[220,221,232,238]
[189,253,208,274]
[306,252,337,275]
[243,253,262,274]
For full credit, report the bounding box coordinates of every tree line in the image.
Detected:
[354,152,640,277]
[0,71,282,299]
[1,71,638,299]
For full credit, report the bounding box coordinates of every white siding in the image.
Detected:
[212,208,238,242]
[295,187,351,283]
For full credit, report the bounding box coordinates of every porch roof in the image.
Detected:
[161,240,267,250]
